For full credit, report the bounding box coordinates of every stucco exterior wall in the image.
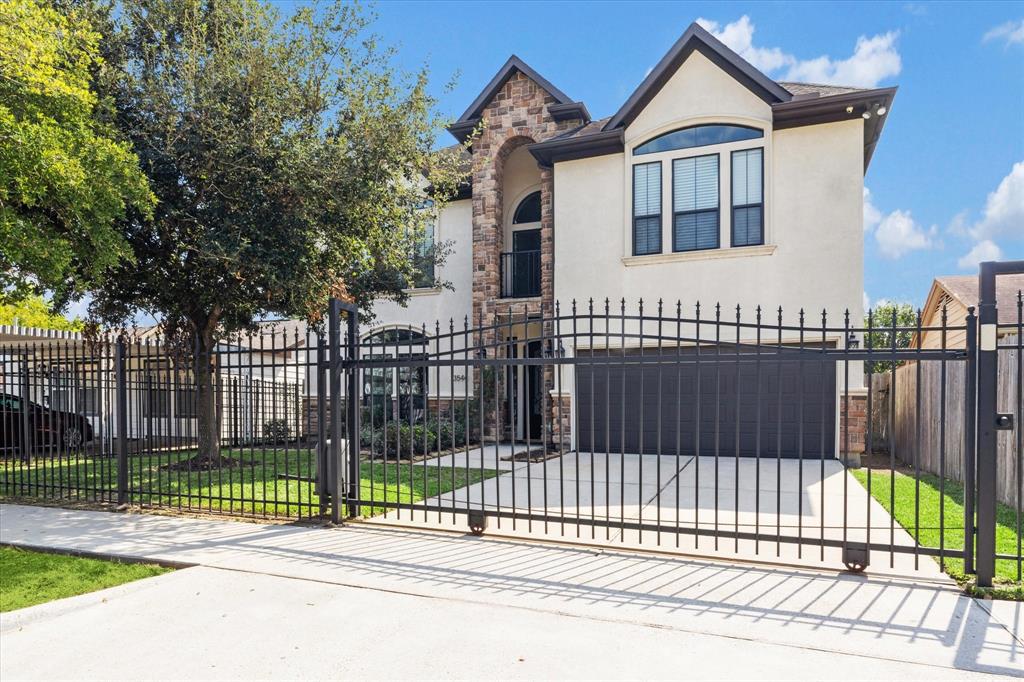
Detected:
[554,120,864,332]
[366,199,474,400]
[369,199,473,330]
[626,51,772,145]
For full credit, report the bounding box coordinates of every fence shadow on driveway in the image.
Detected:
[1,504,1019,677]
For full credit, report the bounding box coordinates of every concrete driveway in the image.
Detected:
[374,451,943,578]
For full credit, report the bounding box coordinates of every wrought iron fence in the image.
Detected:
[1,267,1021,586]
[0,324,331,519]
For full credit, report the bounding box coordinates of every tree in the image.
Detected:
[88,0,465,466]
[0,0,153,307]
[0,295,84,331]
[863,302,918,373]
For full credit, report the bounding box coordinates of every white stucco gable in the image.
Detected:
[625,49,773,146]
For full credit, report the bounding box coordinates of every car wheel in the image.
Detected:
[62,425,83,449]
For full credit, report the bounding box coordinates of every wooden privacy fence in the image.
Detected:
[871,334,1021,509]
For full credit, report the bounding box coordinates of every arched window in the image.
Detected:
[363,328,427,345]
[512,191,542,224]
[362,328,429,417]
[633,124,763,156]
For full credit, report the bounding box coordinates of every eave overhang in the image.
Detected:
[528,128,624,168]
[772,86,897,169]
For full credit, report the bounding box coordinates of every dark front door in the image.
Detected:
[575,346,836,458]
[526,340,543,441]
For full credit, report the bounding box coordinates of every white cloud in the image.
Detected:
[696,16,793,73]
[968,162,1024,241]
[697,15,901,88]
[875,209,935,258]
[863,187,882,232]
[957,239,1003,270]
[784,32,902,89]
[863,291,871,311]
[983,19,1024,46]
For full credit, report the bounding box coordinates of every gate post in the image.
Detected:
[328,298,343,524]
[115,336,129,506]
[975,260,1024,586]
[345,306,360,518]
[316,334,328,516]
[963,306,977,575]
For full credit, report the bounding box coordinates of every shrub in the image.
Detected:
[262,419,291,443]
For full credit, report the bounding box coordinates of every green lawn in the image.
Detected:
[852,468,1022,594]
[0,448,498,518]
[0,546,171,612]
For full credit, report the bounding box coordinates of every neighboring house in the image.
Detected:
[362,23,896,458]
[0,324,303,447]
[916,274,1024,349]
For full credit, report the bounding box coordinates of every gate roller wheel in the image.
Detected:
[468,510,488,536]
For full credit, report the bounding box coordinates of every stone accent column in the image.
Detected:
[467,70,584,443]
[840,391,868,466]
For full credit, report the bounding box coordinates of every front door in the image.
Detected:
[525,340,543,441]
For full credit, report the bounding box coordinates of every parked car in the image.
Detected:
[0,393,94,452]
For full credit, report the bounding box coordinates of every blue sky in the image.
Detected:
[369,0,1024,310]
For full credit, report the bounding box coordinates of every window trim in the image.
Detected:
[632,161,662,256]
[730,147,765,248]
[672,152,721,253]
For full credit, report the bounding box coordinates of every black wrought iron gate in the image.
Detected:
[322,275,1024,581]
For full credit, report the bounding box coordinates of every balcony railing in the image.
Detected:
[499,250,541,299]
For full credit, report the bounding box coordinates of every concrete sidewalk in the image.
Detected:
[1,503,1021,680]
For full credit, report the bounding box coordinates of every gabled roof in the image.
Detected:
[927,275,1024,327]
[447,55,589,143]
[603,22,793,131]
[448,23,898,172]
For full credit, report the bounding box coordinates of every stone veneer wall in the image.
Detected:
[468,70,583,442]
[839,392,867,462]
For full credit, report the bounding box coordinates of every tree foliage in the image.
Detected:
[864,301,918,373]
[0,294,83,330]
[89,0,464,334]
[0,0,153,306]
[86,0,466,462]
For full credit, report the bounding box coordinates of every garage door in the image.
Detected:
[575,347,836,458]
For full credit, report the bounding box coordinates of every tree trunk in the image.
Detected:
[194,324,221,464]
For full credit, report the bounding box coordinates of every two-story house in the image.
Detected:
[366,23,895,459]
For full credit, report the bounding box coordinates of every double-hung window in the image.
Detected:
[731,148,764,247]
[672,154,719,252]
[632,162,662,255]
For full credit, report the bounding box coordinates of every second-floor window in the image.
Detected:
[731,148,764,247]
[630,124,766,257]
[672,154,719,252]
[632,162,662,255]
[411,220,435,288]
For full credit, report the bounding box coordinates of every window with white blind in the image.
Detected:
[672,154,719,252]
[731,148,764,247]
[632,162,662,255]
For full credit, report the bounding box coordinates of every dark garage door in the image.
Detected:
[575,347,836,458]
